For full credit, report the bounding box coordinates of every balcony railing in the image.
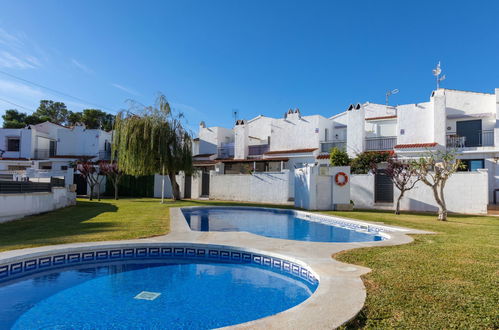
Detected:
[248,144,269,156]
[33,149,54,159]
[365,137,397,151]
[217,143,234,159]
[98,150,112,160]
[446,130,494,148]
[320,141,346,152]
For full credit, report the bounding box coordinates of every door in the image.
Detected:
[74,174,87,195]
[201,172,210,196]
[184,175,192,199]
[375,170,393,203]
[457,120,481,147]
[49,140,57,157]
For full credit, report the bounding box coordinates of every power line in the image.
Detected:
[0,69,116,112]
[0,97,34,112]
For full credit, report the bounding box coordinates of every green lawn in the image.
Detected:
[0,199,497,328]
[326,210,499,329]
[0,198,292,252]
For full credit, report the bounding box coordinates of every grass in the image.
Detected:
[0,198,292,252]
[324,210,499,329]
[0,200,497,328]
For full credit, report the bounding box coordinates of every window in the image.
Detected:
[61,166,68,171]
[324,128,329,141]
[459,159,485,172]
[7,137,20,151]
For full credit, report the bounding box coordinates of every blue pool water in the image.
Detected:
[0,261,316,329]
[182,207,384,243]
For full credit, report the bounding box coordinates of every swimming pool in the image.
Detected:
[182,207,385,243]
[0,250,317,329]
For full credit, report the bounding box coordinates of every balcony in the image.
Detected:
[98,150,112,160]
[446,130,494,148]
[34,149,55,159]
[217,143,234,159]
[365,136,397,151]
[248,144,269,156]
[320,141,346,152]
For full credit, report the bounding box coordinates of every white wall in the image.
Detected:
[210,170,290,204]
[294,165,351,210]
[269,114,325,151]
[397,102,434,145]
[0,187,76,222]
[57,126,106,157]
[350,170,489,214]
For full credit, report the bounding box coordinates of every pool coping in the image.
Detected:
[0,206,432,329]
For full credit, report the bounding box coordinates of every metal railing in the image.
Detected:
[446,130,494,148]
[98,150,112,160]
[248,144,269,156]
[34,149,51,159]
[217,143,234,159]
[0,176,65,193]
[320,141,346,152]
[365,136,397,151]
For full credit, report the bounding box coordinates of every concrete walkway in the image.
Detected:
[0,207,432,329]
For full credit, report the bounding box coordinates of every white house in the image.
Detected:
[0,122,112,194]
[185,87,498,210]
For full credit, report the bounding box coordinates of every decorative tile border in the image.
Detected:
[0,244,319,288]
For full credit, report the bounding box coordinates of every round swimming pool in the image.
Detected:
[0,259,317,329]
[182,207,385,242]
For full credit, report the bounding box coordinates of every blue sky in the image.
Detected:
[0,0,498,131]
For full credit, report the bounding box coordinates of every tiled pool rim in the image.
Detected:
[0,243,319,287]
[0,206,432,329]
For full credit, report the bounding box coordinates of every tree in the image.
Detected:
[76,161,102,201]
[375,156,420,215]
[81,109,114,131]
[67,111,83,126]
[34,100,69,125]
[113,94,193,201]
[411,150,461,221]
[329,147,350,166]
[99,161,123,200]
[350,151,392,174]
[2,109,27,128]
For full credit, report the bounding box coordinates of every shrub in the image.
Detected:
[329,147,350,166]
[350,151,392,174]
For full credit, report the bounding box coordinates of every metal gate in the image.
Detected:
[375,170,393,203]
[184,175,192,199]
[74,174,87,195]
[201,172,210,197]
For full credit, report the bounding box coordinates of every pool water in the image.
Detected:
[182,207,384,243]
[0,261,316,329]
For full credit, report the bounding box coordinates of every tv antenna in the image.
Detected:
[232,109,239,123]
[385,89,399,106]
[432,61,446,90]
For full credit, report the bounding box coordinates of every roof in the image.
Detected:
[193,160,218,166]
[442,88,494,95]
[193,153,215,158]
[366,115,397,121]
[394,143,438,149]
[50,155,97,159]
[264,148,317,155]
[316,154,330,160]
[0,157,30,161]
[221,157,289,163]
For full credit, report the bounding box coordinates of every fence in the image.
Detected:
[0,177,65,194]
[320,141,346,152]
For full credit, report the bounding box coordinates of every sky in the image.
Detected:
[0,0,498,132]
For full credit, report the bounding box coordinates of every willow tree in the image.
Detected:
[113,94,193,201]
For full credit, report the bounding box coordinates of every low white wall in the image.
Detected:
[210,170,290,204]
[0,187,77,223]
[351,170,489,214]
[294,166,351,210]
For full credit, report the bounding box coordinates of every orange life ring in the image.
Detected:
[335,172,349,186]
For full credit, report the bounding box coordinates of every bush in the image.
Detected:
[350,151,392,174]
[329,147,350,166]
